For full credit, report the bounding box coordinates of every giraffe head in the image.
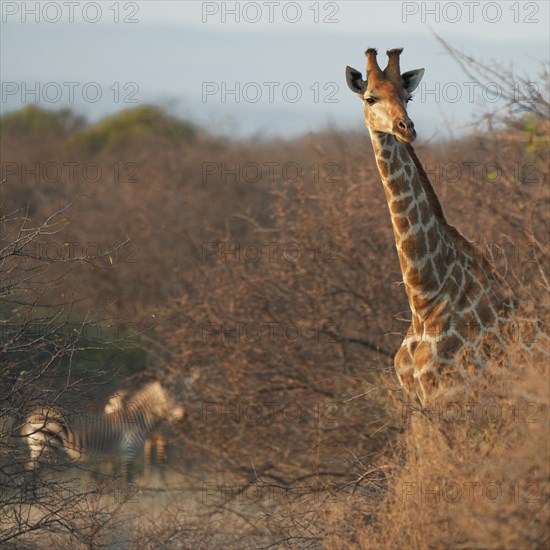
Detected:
[346,48,424,143]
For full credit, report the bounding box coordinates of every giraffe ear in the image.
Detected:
[346,66,367,95]
[401,68,424,93]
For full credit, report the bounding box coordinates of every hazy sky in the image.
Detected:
[1,1,548,139]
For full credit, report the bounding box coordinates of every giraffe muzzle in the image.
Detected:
[394,118,416,142]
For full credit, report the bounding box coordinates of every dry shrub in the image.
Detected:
[0,477,133,549]
[325,334,549,550]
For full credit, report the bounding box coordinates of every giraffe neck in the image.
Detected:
[369,130,467,321]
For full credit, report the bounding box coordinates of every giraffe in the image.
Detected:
[345,48,523,405]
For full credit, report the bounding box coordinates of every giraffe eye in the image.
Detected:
[366,97,377,105]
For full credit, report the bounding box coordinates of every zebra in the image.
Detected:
[104,388,181,482]
[21,404,84,469]
[21,381,184,482]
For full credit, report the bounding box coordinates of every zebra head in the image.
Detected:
[169,402,185,422]
[104,390,129,415]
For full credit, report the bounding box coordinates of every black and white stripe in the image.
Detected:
[104,386,183,481]
[21,381,184,482]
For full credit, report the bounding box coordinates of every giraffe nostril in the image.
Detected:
[397,119,413,132]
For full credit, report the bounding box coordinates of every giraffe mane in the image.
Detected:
[404,142,500,277]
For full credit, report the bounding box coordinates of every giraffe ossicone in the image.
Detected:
[346,47,530,405]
